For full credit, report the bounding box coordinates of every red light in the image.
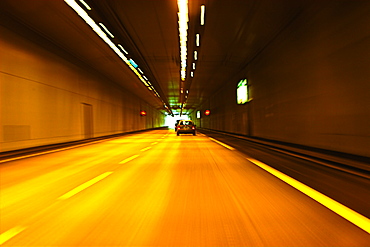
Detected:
[204,109,210,116]
[192,126,195,130]
[140,110,147,116]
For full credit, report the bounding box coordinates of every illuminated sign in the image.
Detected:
[129,59,138,68]
[237,79,248,104]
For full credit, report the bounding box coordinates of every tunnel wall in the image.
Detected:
[194,2,370,157]
[0,25,164,152]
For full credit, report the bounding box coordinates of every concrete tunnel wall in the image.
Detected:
[0,25,164,152]
[192,2,370,158]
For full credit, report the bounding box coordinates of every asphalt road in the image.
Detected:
[1,129,369,246]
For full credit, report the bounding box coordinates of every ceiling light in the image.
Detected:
[192,62,196,70]
[194,50,198,60]
[78,0,91,10]
[200,5,205,25]
[117,44,128,54]
[196,34,200,46]
[98,23,114,38]
[177,0,189,81]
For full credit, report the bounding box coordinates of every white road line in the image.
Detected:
[247,158,370,234]
[209,138,235,150]
[0,226,27,245]
[140,147,152,152]
[119,154,139,164]
[58,172,113,200]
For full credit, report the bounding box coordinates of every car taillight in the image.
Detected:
[192,126,195,130]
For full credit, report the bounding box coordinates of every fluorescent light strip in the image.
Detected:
[194,50,198,60]
[64,0,157,97]
[117,44,128,54]
[78,0,91,10]
[178,0,189,81]
[99,23,114,38]
[200,5,205,25]
[192,62,196,70]
[196,33,200,46]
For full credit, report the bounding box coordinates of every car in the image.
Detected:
[176,120,196,136]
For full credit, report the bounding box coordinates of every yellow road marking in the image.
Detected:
[140,147,152,152]
[0,226,27,245]
[119,155,139,164]
[58,172,113,200]
[247,158,370,234]
[209,138,235,150]
[151,142,158,145]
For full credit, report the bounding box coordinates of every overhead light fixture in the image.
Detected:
[192,62,196,70]
[177,0,189,81]
[117,44,128,54]
[190,71,194,77]
[78,0,91,10]
[196,33,200,46]
[200,5,205,25]
[98,23,114,38]
[194,50,198,60]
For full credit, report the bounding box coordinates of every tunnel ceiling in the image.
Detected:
[0,0,308,116]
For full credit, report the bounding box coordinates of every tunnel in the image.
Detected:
[0,0,369,246]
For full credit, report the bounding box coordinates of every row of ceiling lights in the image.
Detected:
[177,1,205,113]
[64,0,172,115]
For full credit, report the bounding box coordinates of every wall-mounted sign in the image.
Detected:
[237,78,248,104]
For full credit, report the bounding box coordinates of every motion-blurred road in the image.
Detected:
[1,129,369,246]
